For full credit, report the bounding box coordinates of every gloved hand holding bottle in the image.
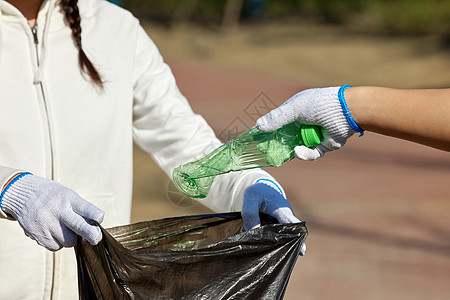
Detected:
[256,85,450,158]
[0,173,104,251]
[256,85,360,161]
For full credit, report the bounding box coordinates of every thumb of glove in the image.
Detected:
[72,199,105,225]
[69,199,105,245]
[294,145,324,161]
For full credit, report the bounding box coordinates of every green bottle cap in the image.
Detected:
[300,124,323,147]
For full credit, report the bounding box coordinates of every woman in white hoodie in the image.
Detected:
[0,0,301,298]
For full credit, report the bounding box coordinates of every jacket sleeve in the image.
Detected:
[131,24,285,213]
[0,166,24,219]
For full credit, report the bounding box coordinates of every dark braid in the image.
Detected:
[60,0,103,88]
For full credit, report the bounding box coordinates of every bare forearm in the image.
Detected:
[345,87,450,151]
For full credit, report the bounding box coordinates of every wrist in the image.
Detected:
[2,173,24,193]
[338,85,365,136]
[343,86,369,128]
[0,172,33,217]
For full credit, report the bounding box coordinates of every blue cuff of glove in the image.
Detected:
[338,85,365,137]
[0,172,33,217]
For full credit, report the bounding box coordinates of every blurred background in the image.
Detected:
[113,1,449,299]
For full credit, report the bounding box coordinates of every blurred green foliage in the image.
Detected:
[366,0,450,36]
[123,0,226,26]
[124,0,450,37]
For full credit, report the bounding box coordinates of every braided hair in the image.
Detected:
[60,0,103,88]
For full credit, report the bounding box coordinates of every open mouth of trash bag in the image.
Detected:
[76,212,307,300]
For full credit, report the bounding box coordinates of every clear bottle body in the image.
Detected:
[172,123,322,198]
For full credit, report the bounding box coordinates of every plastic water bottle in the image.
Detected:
[172,122,323,198]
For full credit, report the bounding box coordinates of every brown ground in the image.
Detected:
[131,22,450,300]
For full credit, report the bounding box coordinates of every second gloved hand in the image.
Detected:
[242,180,306,255]
[0,174,104,251]
[256,86,361,160]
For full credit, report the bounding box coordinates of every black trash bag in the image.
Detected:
[75,212,307,300]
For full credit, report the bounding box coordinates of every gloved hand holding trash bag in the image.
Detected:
[242,180,299,231]
[0,173,104,251]
[242,179,306,255]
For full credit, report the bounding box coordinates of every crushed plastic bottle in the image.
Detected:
[172,122,323,198]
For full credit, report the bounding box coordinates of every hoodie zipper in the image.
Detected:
[31,24,55,180]
[31,23,57,300]
[31,24,39,44]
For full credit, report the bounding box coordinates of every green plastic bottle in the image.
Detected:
[172,122,323,198]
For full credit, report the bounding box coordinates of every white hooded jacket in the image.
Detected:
[0,0,283,298]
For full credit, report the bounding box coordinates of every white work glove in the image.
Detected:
[0,174,104,251]
[242,180,306,255]
[256,85,364,161]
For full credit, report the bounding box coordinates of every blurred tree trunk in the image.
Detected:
[222,0,245,30]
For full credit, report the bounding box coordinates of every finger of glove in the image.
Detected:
[37,236,63,252]
[294,145,324,161]
[24,229,63,251]
[241,191,263,231]
[242,202,262,231]
[47,225,78,249]
[256,99,301,132]
[270,207,301,224]
[63,213,103,245]
[71,197,105,224]
[260,188,300,223]
[266,202,306,256]
[263,193,299,222]
[268,204,306,256]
